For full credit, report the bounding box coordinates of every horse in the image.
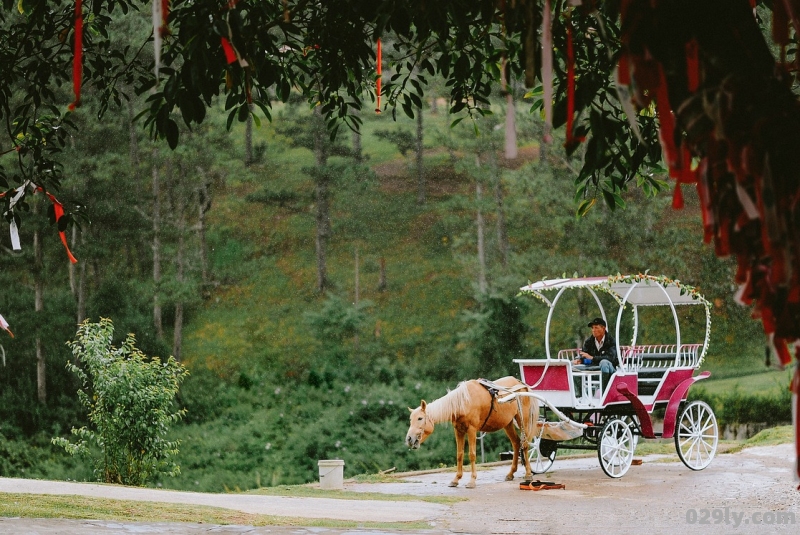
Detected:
[406,376,539,488]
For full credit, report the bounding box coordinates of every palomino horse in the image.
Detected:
[406,376,539,488]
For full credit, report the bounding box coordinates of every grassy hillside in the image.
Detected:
[16,100,786,492]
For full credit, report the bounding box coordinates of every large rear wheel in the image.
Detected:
[598,417,635,478]
[675,400,718,470]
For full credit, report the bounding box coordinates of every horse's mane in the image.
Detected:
[425,381,471,424]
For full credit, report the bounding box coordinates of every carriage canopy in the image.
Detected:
[519,274,712,364]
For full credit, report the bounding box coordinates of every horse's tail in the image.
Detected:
[521,386,540,440]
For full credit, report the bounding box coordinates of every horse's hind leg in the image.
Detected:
[465,428,478,488]
[503,422,521,481]
[449,428,465,487]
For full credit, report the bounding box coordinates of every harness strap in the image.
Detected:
[477,378,499,431]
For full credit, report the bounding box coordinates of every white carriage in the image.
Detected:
[507,274,718,478]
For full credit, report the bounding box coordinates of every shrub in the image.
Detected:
[52,318,189,486]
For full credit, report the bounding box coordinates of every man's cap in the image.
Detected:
[587,317,606,328]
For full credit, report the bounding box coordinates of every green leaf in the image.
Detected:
[165,119,179,150]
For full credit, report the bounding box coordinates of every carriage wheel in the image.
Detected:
[598,417,635,478]
[528,437,557,474]
[674,400,718,470]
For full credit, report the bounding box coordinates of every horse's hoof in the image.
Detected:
[505,474,514,481]
[466,480,477,489]
[448,481,459,487]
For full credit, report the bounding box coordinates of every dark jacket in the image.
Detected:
[582,333,618,368]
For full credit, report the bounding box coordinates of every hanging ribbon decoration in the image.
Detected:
[564,23,584,151]
[375,38,382,114]
[541,0,553,144]
[69,0,83,111]
[0,314,12,338]
[37,188,79,264]
[0,185,77,263]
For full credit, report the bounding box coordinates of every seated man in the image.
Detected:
[572,317,618,386]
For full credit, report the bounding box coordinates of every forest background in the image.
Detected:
[0,9,793,492]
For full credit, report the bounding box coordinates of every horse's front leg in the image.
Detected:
[449,427,465,487]
[465,428,478,488]
[503,422,521,481]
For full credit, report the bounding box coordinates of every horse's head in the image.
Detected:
[406,400,434,449]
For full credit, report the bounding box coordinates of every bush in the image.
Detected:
[688,387,792,426]
[52,318,189,486]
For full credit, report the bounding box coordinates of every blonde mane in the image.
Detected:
[425,381,471,424]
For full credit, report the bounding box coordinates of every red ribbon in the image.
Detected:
[376,38,382,114]
[220,37,237,64]
[160,0,170,36]
[564,25,584,150]
[69,0,83,111]
[35,188,78,264]
[685,39,700,92]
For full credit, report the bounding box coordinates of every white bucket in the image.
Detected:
[317,459,345,490]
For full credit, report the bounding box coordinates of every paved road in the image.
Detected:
[1,443,799,534]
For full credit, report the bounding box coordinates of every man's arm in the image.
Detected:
[602,339,619,367]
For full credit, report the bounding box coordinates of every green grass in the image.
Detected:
[697,368,793,396]
[0,493,431,530]
[742,424,794,446]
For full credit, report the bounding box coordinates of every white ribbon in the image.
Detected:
[5,181,29,251]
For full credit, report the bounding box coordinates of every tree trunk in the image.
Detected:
[152,148,164,340]
[245,103,253,166]
[353,247,359,352]
[416,107,425,204]
[128,100,140,170]
[493,156,509,268]
[69,225,77,296]
[352,109,363,163]
[476,177,487,295]
[76,228,87,324]
[173,210,185,362]
[33,201,45,404]
[501,57,518,160]
[377,257,387,292]
[313,107,330,293]
[197,181,212,286]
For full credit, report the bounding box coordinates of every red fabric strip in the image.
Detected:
[221,37,237,64]
[35,188,78,264]
[774,337,792,366]
[564,25,584,149]
[376,38,382,113]
[617,53,630,85]
[160,0,170,36]
[774,0,790,46]
[685,39,700,92]
[655,66,679,176]
[69,0,83,111]
[672,183,684,209]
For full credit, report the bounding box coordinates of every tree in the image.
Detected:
[53,318,188,486]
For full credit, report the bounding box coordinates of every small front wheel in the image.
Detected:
[675,400,718,470]
[528,437,557,474]
[598,417,635,478]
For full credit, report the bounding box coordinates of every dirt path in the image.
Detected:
[1,444,798,534]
